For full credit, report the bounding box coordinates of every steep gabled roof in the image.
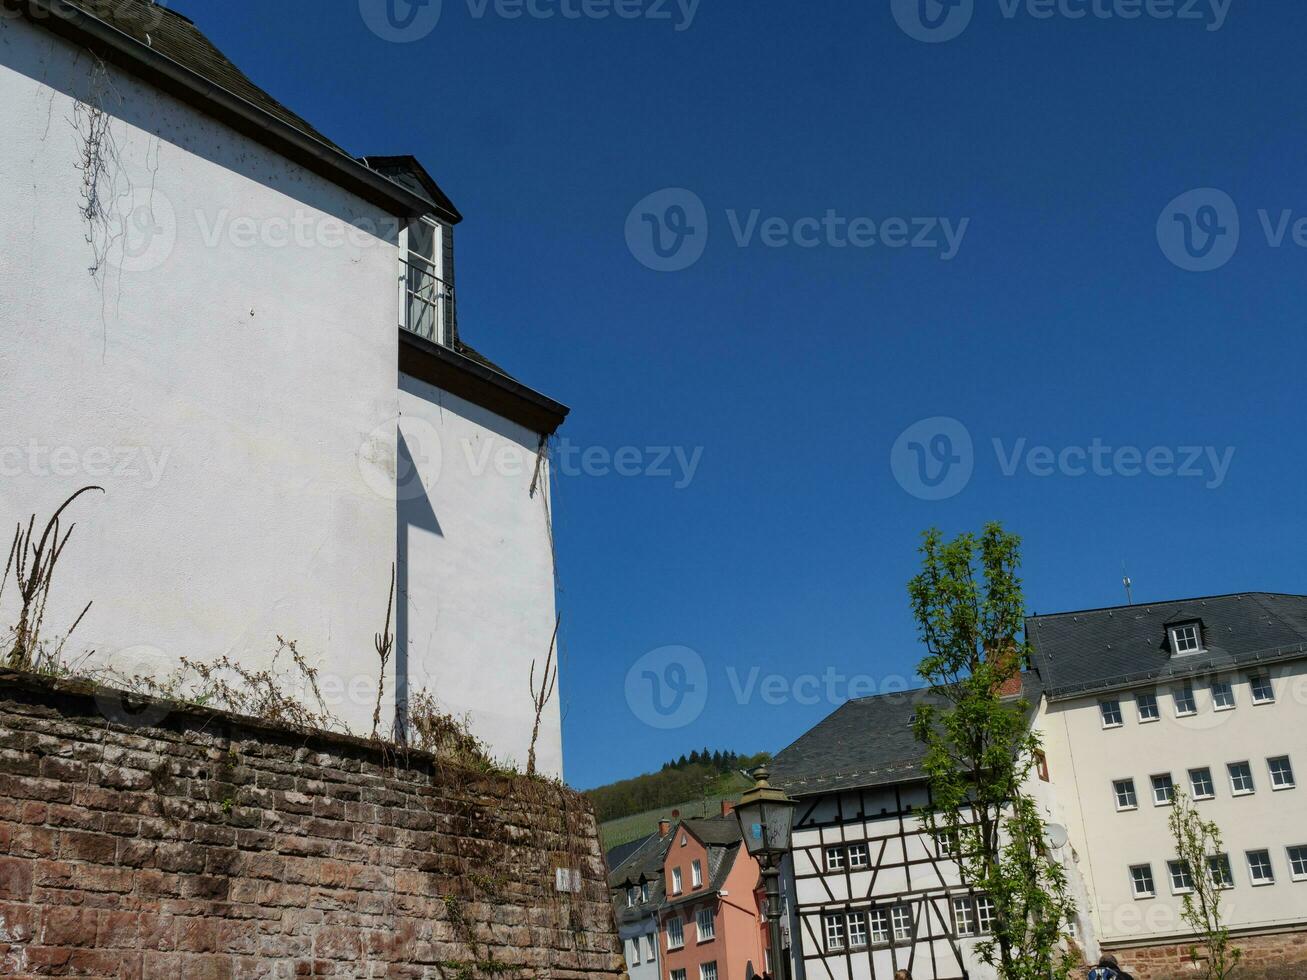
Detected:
[1027,593,1307,699]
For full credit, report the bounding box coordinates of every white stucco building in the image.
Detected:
[772,592,1307,980]
[0,0,568,774]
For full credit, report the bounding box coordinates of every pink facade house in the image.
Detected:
[659,812,771,980]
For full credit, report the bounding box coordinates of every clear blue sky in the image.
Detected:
[182,0,1306,789]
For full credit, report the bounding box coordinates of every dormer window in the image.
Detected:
[1168,622,1202,657]
[403,217,453,346]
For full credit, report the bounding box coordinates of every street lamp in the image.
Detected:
[734,766,797,980]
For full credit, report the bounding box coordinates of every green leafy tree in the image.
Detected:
[909,524,1077,980]
[1168,788,1242,978]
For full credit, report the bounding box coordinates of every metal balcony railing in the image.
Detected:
[401,254,455,346]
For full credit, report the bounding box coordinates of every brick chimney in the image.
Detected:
[720,800,735,818]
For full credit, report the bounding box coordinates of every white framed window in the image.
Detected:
[627,939,639,963]
[696,907,715,941]
[847,912,868,949]
[825,846,845,871]
[672,970,687,980]
[667,916,685,950]
[1174,683,1198,716]
[1268,756,1296,790]
[1247,850,1275,885]
[1288,845,1307,881]
[848,843,870,869]
[825,914,845,951]
[1168,860,1195,894]
[1114,778,1139,811]
[975,896,996,935]
[1130,864,1156,898]
[627,886,637,907]
[644,933,656,962]
[680,834,688,847]
[869,908,890,945]
[1136,692,1160,722]
[891,904,913,942]
[1189,767,1216,800]
[403,218,452,346]
[1171,623,1201,655]
[1100,699,1124,728]
[1229,762,1255,796]
[1212,680,1236,710]
[1250,673,1275,704]
[700,963,717,980]
[952,897,977,937]
[671,867,683,895]
[641,881,650,903]
[1152,773,1176,807]
[1207,854,1234,890]
[936,829,960,858]
[691,859,703,888]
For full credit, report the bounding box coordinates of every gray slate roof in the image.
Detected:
[608,831,670,925]
[1027,593,1307,699]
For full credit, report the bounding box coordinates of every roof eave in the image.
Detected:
[19,0,450,222]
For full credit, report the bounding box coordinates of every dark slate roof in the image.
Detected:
[606,836,654,873]
[769,675,1042,799]
[608,831,670,925]
[1027,593,1307,700]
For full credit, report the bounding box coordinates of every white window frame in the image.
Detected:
[1189,767,1216,800]
[825,914,846,951]
[1100,699,1124,728]
[700,963,718,980]
[1247,850,1275,886]
[1130,864,1156,899]
[1269,756,1296,790]
[1168,859,1195,895]
[1174,683,1198,716]
[891,904,914,943]
[671,867,683,895]
[641,881,650,903]
[1151,773,1176,807]
[1114,778,1139,811]
[1207,854,1234,890]
[953,897,977,937]
[1288,845,1307,881]
[667,916,685,950]
[974,896,996,935]
[1171,623,1202,656]
[691,859,703,889]
[847,843,870,870]
[696,906,715,941]
[869,907,890,945]
[826,846,845,871]
[1212,680,1236,711]
[627,887,636,908]
[847,912,868,949]
[1229,762,1255,796]
[1136,692,1160,722]
[671,970,687,980]
[1250,673,1276,705]
[644,933,656,962]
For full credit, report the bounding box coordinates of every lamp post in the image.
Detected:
[734,766,797,980]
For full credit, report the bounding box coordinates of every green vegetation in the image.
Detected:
[586,749,769,829]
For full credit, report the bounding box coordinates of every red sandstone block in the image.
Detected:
[138,912,176,951]
[177,916,220,953]
[314,926,363,961]
[0,857,33,900]
[74,865,135,895]
[60,831,117,865]
[41,906,100,946]
[0,901,36,942]
[96,911,140,948]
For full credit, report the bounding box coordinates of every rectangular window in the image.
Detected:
[668,917,684,950]
[1250,673,1275,704]
[1208,854,1234,890]
[627,887,636,907]
[1269,756,1296,790]
[1174,683,1198,716]
[1229,762,1255,795]
[404,219,451,346]
[1247,850,1275,885]
[627,939,638,963]
[644,934,655,962]
[953,897,977,937]
[1152,773,1176,806]
[1101,699,1124,728]
[700,963,717,980]
[825,914,845,951]
[1137,692,1160,722]
[691,859,703,888]
[1172,624,1201,655]
[1130,864,1156,898]
[672,971,687,980]
[869,908,890,945]
[641,881,650,903]
[696,907,715,941]
[847,912,868,949]
[891,904,913,942]
[1212,680,1236,710]
[1288,845,1307,881]
[671,867,683,895]
[1168,860,1195,894]
[1114,778,1138,811]
[1035,749,1050,781]
[848,843,870,869]
[1189,767,1216,800]
[825,846,845,871]
[975,896,996,935]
